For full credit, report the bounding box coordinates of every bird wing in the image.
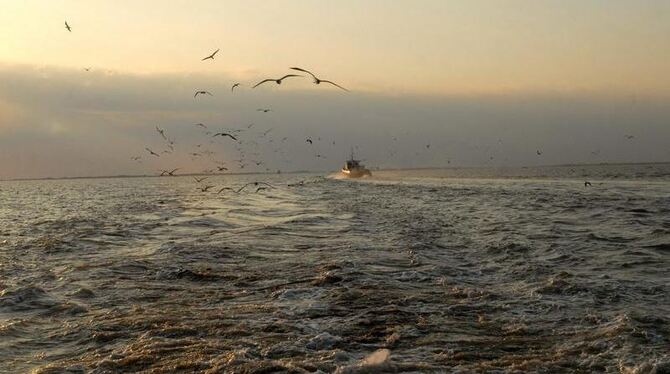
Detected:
[321,80,349,92]
[235,183,254,193]
[194,91,200,98]
[289,67,317,80]
[226,134,238,141]
[279,74,302,81]
[257,181,275,188]
[253,79,275,88]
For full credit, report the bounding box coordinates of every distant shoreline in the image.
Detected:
[1,161,668,182]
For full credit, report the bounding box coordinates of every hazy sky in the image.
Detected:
[1,1,669,179]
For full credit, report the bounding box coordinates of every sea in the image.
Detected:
[1,163,669,373]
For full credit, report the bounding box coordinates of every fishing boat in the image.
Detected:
[341,150,371,178]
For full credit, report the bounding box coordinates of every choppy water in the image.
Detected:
[1,163,669,373]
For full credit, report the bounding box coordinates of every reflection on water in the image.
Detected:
[1,164,669,372]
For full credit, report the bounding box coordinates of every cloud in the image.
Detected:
[0,63,669,179]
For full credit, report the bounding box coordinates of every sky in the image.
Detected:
[0,0,669,179]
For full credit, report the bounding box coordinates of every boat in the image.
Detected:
[341,149,371,178]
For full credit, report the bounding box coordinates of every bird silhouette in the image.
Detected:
[194,91,213,98]
[289,67,349,91]
[253,74,302,88]
[202,49,219,61]
[212,132,238,141]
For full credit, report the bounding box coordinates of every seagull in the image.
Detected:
[159,168,178,176]
[217,187,235,194]
[145,148,160,157]
[194,176,208,183]
[289,67,349,91]
[253,74,302,88]
[257,108,271,113]
[216,166,228,171]
[202,49,219,61]
[235,181,275,193]
[194,123,207,129]
[256,187,269,193]
[624,135,635,140]
[84,67,91,72]
[536,150,542,156]
[231,83,240,92]
[212,132,238,141]
[65,21,71,32]
[194,91,213,98]
[131,156,142,162]
[198,185,215,192]
[306,138,313,144]
[584,181,592,187]
[156,125,167,140]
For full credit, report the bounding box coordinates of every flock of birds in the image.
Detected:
[64,20,349,195]
[64,20,639,191]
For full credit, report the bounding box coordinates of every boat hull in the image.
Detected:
[341,168,371,178]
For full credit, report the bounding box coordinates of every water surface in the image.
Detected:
[1,164,669,373]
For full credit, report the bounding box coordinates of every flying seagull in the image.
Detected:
[216,166,228,171]
[306,138,313,144]
[65,21,71,32]
[202,49,219,61]
[253,74,302,88]
[217,187,235,194]
[212,132,238,141]
[257,108,271,113]
[159,168,179,176]
[145,148,160,157]
[625,135,635,140]
[194,123,207,129]
[536,150,542,156]
[198,185,215,192]
[194,91,213,98]
[289,67,349,91]
[584,181,592,187]
[231,83,240,92]
[194,176,209,183]
[235,181,275,193]
[156,125,167,140]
